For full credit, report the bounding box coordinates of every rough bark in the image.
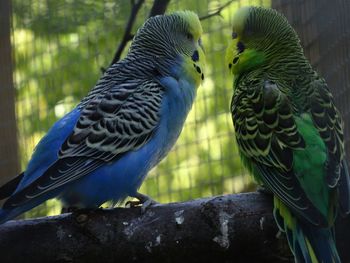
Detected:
[0,192,349,263]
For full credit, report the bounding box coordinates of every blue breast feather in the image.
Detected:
[59,75,196,207]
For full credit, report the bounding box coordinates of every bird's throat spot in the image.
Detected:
[191,50,199,62]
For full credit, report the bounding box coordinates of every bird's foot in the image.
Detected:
[125,192,159,213]
[257,185,273,195]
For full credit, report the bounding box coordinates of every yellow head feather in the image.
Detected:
[174,10,203,41]
[225,7,250,76]
[173,10,206,86]
[225,7,265,77]
[231,6,250,36]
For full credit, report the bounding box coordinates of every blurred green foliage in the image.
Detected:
[12,0,270,218]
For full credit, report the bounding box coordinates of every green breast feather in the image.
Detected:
[293,113,330,219]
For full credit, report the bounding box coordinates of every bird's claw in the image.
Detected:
[140,198,158,214]
[125,192,159,214]
[125,200,142,208]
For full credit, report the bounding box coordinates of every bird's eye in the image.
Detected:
[232,32,238,39]
[186,33,194,41]
[237,41,245,53]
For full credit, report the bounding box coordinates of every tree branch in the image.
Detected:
[0,192,349,262]
[108,0,171,69]
[148,0,171,17]
[109,0,145,67]
[199,0,235,21]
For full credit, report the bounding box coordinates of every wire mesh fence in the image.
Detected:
[0,1,19,180]
[8,0,350,218]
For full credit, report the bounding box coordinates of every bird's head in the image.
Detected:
[225,6,302,76]
[129,11,206,87]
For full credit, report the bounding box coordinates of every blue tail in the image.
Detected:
[274,198,340,263]
[0,190,60,225]
[0,207,26,225]
[297,223,340,263]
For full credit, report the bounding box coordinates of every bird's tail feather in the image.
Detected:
[0,208,23,225]
[274,197,340,263]
[0,189,59,225]
[0,172,24,200]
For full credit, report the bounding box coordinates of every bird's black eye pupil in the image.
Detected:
[186,33,193,40]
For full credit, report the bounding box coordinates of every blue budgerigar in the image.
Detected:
[0,11,205,224]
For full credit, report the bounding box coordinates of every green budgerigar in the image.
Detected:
[225,6,350,263]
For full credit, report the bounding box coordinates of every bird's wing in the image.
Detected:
[232,79,327,225]
[232,80,305,170]
[4,79,164,209]
[308,78,349,214]
[0,172,24,200]
[59,79,163,161]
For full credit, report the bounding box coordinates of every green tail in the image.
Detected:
[274,197,341,263]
